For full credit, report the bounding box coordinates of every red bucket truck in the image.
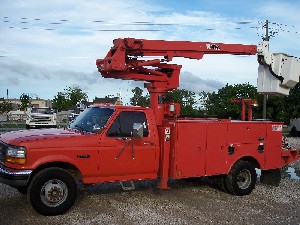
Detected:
[0,38,299,215]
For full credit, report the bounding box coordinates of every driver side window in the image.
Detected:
[107,111,149,137]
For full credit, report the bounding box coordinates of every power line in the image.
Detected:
[0,16,259,32]
[1,16,299,40]
[257,20,299,40]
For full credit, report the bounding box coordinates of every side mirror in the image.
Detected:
[132,123,143,139]
[93,124,103,134]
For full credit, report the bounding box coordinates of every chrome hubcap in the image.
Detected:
[237,169,251,189]
[41,179,68,207]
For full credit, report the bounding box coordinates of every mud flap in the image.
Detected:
[260,169,281,187]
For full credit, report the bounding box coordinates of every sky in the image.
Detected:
[0,0,299,104]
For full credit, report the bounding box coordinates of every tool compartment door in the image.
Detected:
[264,123,283,169]
[205,123,228,175]
[226,122,266,170]
[170,121,206,178]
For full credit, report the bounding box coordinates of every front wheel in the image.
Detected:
[225,161,257,196]
[28,167,77,216]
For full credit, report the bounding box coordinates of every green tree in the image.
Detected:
[65,86,88,108]
[52,86,88,111]
[0,100,13,113]
[130,87,200,115]
[283,83,300,120]
[19,93,31,111]
[200,83,262,119]
[130,83,300,121]
[165,89,199,115]
[264,96,285,122]
[199,82,300,122]
[130,87,150,107]
[52,92,69,111]
[266,83,300,123]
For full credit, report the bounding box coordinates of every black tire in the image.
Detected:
[290,126,298,137]
[216,175,228,193]
[225,161,257,196]
[15,186,28,195]
[28,167,77,216]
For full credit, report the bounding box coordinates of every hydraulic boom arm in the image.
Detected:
[96,38,257,90]
[96,38,257,125]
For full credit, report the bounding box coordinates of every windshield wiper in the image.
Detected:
[74,124,86,131]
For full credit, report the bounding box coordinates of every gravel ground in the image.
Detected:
[0,138,299,225]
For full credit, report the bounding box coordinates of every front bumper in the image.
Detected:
[0,164,32,187]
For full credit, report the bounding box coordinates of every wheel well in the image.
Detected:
[237,156,260,169]
[29,162,82,184]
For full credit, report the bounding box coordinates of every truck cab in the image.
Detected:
[67,105,160,183]
[0,105,160,215]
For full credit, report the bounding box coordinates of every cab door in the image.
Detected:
[98,111,158,182]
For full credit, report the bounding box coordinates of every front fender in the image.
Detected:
[30,154,78,170]
[27,148,99,181]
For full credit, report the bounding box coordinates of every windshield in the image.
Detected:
[69,107,114,133]
[31,108,53,114]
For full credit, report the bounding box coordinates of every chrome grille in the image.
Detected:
[30,116,52,122]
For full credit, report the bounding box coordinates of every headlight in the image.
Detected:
[6,145,26,164]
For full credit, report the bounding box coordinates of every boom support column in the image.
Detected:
[148,90,165,126]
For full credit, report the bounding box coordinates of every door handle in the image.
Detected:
[144,141,154,146]
[116,137,130,141]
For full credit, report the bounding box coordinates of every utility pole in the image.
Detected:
[263,19,268,120]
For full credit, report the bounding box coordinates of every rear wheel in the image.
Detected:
[225,161,257,196]
[28,167,77,216]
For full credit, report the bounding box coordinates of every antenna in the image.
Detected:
[265,19,269,41]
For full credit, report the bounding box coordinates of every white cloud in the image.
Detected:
[0,59,122,99]
[180,71,224,93]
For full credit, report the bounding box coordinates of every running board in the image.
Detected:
[120,181,135,191]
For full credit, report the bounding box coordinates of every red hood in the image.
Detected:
[0,128,83,145]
